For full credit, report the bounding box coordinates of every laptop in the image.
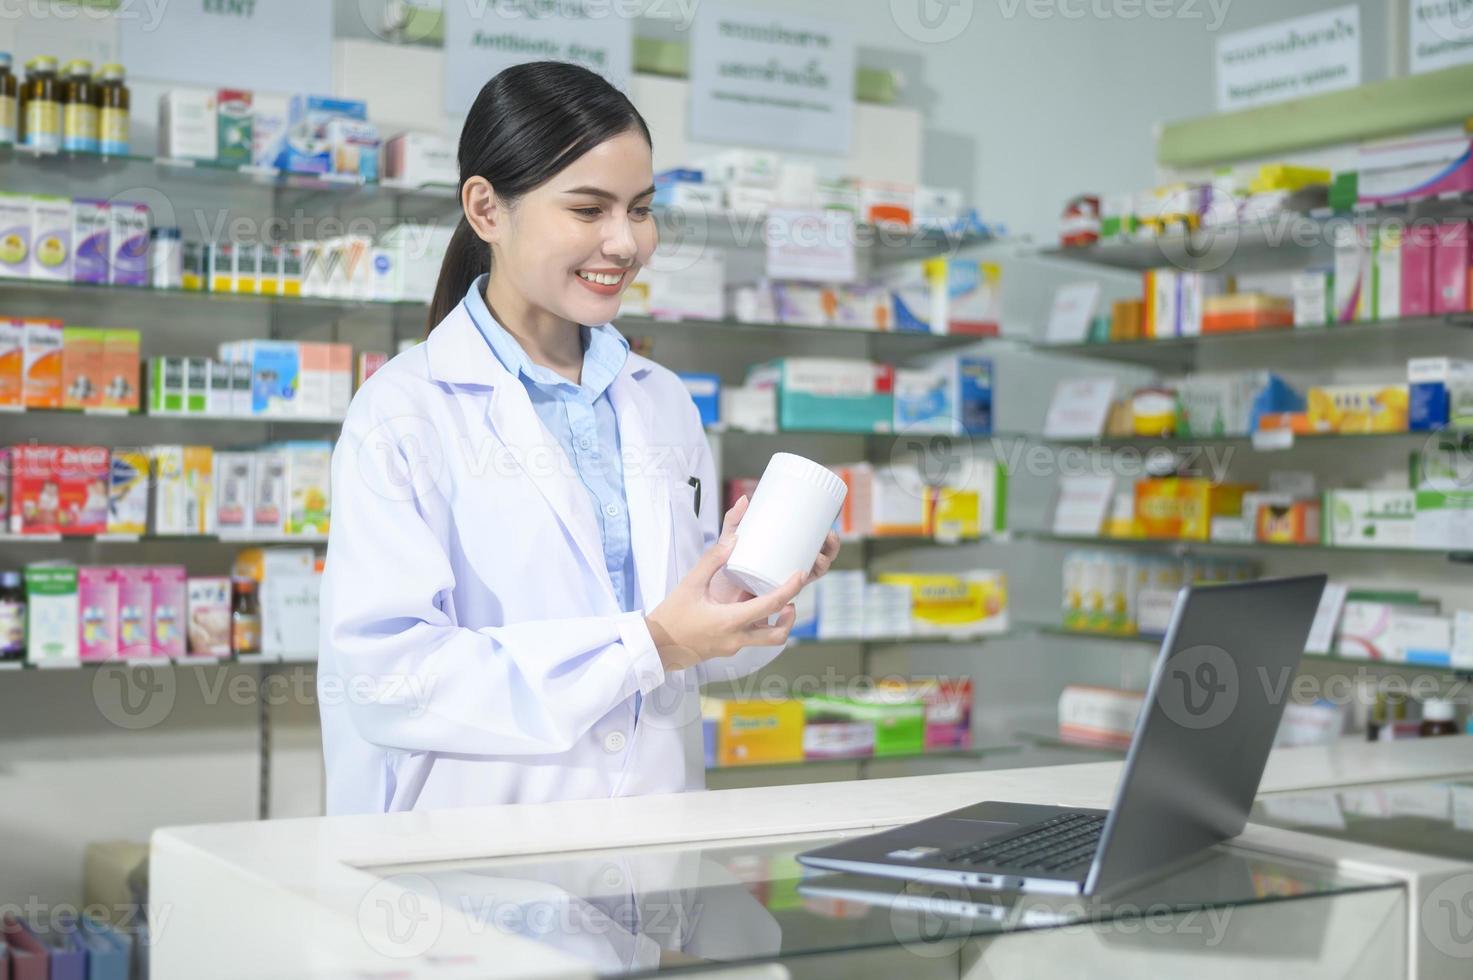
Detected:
[797,574,1327,897]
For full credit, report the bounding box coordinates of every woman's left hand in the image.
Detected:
[709,496,842,604]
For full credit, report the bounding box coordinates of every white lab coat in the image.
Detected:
[318,303,785,815]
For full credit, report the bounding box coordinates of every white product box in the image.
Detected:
[870,465,928,536]
[1332,225,1371,322]
[645,248,724,320]
[1335,601,1399,660]
[380,131,453,187]
[661,182,724,211]
[207,361,232,416]
[706,149,780,188]
[1150,268,1179,337]
[214,451,255,535]
[262,572,322,657]
[296,342,332,418]
[25,565,80,664]
[159,90,219,161]
[1390,611,1453,666]
[1176,272,1225,337]
[1292,271,1331,327]
[283,443,332,536]
[30,196,72,282]
[725,185,776,218]
[0,194,32,279]
[252,449,288,535]
[719,386,777,433]
[1454,611,1473,670]
[914,186,964,228]
[1058,685,1144,748]
[151,445,188,535]
[1375,230,1402,320]
[729,282,776,324]
[328,344,352,418]
[1325,489,1417,548]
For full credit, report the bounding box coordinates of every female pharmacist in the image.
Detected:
[319,62,840,815]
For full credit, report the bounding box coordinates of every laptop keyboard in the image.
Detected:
[943,812,1106,873]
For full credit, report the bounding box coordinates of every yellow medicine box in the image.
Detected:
[1134,478,1253,541]
[704,697,804,767]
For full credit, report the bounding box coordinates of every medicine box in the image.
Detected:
[0,192,31,279]
[72,199,109,284]
[1375,228,1402,320]
[1324,489,1416,548]
[382,131,457,186]
[0,317,21,407]
[186,577,232,656]
[25,564,80,664]
[1401,224,1437,317]
[214,451,255,536]
[216,90,253,166]
[78,566,119,661]
[923,258,1001,336]
[283,442,331,536]
[677,373,720,428]
[327,117,380,181]
[116,566,152,658]
[1333,226,1371,322]
[746,358,894,433]
[275,95,368,175]
[11,445,58,534]
[1432,221,1470,314]
[98,329,140,412]
[107,449,150,535]
[1390,611,1453,666]
[159,90,218,161]
[248,341,300,416]
[252,450,288,535]
[61,326,105,410]
[30,195,72,282]
[147,565,187,658]
[1292,270,1331,327]
[893,356,992,435]
[1357,137,1473,204]
[1059,685,1143,748]
[703,696,804,767]
[877,571,1009,637]
[800,691,925,757]
[108,202,149,287]
[1409,357,1473,431]
[880,677,973,749]
[54,445,109,536]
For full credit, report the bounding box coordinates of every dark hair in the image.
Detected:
[427,61,653,332]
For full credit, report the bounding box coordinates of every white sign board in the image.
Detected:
[1215,6,1361,112]
[764,208,857,283]
[442,1,633,116]
[118,0,332,94]
[1043,378,1117,440]
[1045,282,1102,345]
[1410,0,1473,74]
[688,4,854,155]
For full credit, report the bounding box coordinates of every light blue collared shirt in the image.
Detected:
[463,275,639,617]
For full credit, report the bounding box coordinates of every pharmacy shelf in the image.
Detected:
[1033,624,1473,677]
[0,532,325,545]
[1036,315,1473,369]
[1,651,317,672]
[1043,427,1462,449]
[1036,194,1473,274]
[1012,730,1129,757]
[0,275,996,348]
[2,406,346,426]
[789,632,1009,647]
[705,741,1020,774]
[2,144,997,259]
[1021,530,1468,560]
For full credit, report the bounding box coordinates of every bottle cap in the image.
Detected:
[150,227,182,240]
[98,63,125,80]
[27,55,58,72]
[63,59,92,76]
[1422,698,1457,723]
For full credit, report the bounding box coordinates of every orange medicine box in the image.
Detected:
[704,696,804,767]
[23,318,63,408]
[61,327,105,410]
[100,329,140,412]
[1256,499,1321,544]
[1134,478,1253,540]
[0,317,22,407]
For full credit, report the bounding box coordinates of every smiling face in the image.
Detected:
[466,128,658,328]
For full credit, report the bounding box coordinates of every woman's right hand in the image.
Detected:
[645,535,803,672]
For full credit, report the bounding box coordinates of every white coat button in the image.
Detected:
[579,436,593,450]
[603,731,627,753]
[604,502,621,517]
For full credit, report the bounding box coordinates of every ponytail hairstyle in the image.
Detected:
[427,61,653,333]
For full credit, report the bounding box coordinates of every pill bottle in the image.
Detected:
[22,55,60,152]
[0,54,17,144]
[61,59,97,152]
[1420,698,1459,738]
[96,63,129,156]
[725,452,846,595]
[151,227,183,289]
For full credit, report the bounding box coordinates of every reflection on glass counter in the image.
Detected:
[1253,779,1473,861]
[368,831,1395,976]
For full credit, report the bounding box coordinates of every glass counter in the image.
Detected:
[1253,778,1473,861]
[367,830,1399,977]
